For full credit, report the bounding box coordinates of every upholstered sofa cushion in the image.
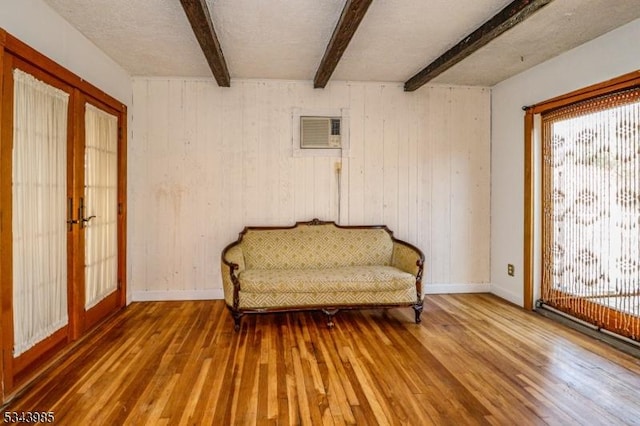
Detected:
[241,224,393,270]
[239,265,414,293]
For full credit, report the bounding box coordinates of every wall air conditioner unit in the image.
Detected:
[300,116,341,149]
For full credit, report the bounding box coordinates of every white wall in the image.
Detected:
[130,79,491,300]
[491,18,640,306]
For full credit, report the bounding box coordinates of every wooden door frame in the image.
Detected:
[0,28,127,399]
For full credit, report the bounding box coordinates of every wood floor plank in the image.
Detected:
[3,295,640,425]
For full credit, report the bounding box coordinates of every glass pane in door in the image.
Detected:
[84,104,118,309]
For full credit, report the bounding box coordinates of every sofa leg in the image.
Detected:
[322,309,339,328]
[232,311,244,332]
[413,303,424,324]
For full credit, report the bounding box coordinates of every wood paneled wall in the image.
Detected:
[130,79,490,299]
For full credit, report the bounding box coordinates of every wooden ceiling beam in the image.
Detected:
[180,0,231,87]
[314,0,373,89]
[404,0,553,92]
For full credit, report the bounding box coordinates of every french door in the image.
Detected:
[75,97,125,333]
[0,51,126,394]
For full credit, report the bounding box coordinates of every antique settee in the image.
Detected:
[220,219,424,330]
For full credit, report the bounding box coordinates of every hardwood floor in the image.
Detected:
[3,294,640,425]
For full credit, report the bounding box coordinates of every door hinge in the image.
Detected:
[118,203,123,215]
[118,279,122,290]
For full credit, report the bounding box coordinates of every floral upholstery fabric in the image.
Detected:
[239,266,414,293]
[241,224,393,270]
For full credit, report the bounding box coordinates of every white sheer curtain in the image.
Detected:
[12,69,69,357]
[84,104,118,309]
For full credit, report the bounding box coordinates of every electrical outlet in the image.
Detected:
[507,264,515,277]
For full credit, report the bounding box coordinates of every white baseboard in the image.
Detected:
[132,289,225,302]
[489,285,523,307]
[425,283,492,294]
[131,284,520,306]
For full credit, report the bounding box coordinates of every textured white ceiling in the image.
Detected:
[42,0,209,76]
[43,0,640,86]
[211,0,345,80]
[331,0,512,82]
[432,0,640,85]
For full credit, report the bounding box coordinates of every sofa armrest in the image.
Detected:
[221,243,245,308]
[392,241,425,300]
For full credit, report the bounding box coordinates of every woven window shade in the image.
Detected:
[541,87,640,340]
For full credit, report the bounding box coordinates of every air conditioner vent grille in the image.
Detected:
[301,116,341,149]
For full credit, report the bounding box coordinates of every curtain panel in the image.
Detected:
[12,69,69,357]
[84,103,119,309]
[542,88,640,336]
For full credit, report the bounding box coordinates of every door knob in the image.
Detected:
[68,198,97,229]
